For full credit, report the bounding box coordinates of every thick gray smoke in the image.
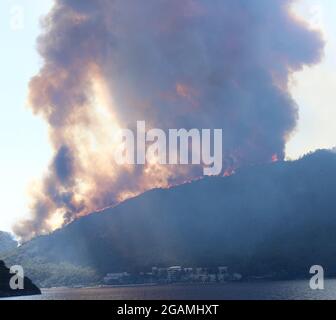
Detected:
[14,0,324,240]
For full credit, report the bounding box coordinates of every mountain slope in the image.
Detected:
[0,232,17,255]
[3,149,336,286]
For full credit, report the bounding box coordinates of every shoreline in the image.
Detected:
[41,278,316,291]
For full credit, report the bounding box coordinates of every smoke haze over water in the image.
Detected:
[14,0,324,240]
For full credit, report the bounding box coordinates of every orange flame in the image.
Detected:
[272,154,279,163]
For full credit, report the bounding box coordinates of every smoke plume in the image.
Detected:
[14,0,324,239]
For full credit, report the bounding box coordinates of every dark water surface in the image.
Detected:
[2,280,336,300]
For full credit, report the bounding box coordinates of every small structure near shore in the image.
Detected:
[103,266,242,286]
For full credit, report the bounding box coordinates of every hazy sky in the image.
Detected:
[0,0,53,232]
[0,0,335,232]
[287,0,336,159]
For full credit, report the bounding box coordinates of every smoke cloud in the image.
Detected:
[14,0,324,239]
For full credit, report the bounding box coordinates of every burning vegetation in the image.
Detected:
[14,0,323,240]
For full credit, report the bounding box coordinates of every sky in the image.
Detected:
[286,0,336,159]
[0,0,335,233]
[0,0,53,232]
